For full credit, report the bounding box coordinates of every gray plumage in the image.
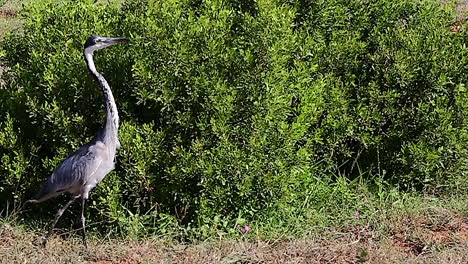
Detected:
[32,138,109,202]
[29,35,128,248]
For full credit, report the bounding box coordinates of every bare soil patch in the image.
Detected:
[0,10,16,18]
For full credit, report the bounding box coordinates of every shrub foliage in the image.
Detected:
[0,0,466,236]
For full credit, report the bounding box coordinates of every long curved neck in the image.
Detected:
[84,51,119,144]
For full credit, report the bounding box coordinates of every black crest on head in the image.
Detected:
[84,35,101,49]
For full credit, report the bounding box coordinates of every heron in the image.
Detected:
[28,35,129,248]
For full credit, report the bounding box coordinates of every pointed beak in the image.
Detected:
[103,37,129,45]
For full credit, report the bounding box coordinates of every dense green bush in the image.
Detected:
[0,0,466,237]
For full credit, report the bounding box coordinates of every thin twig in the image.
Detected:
[350,148,363,175]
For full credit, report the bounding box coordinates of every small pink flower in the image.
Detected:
[242,225,251,233]
[339,236,345,241]
[354,210,360,217]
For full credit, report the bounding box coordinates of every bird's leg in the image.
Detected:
[80,198,88,248]
[42,197,77,247]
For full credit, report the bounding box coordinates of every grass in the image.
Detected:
[1,193,467,263]
[0,0,24,39]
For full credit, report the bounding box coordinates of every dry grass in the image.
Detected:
[1,210,466,264]
[0,0,22,40]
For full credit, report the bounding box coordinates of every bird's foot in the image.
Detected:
[32,236,47,248]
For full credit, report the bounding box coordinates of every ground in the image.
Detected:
[1,205,467,263]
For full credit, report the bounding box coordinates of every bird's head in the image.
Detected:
[83,35,129,55]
